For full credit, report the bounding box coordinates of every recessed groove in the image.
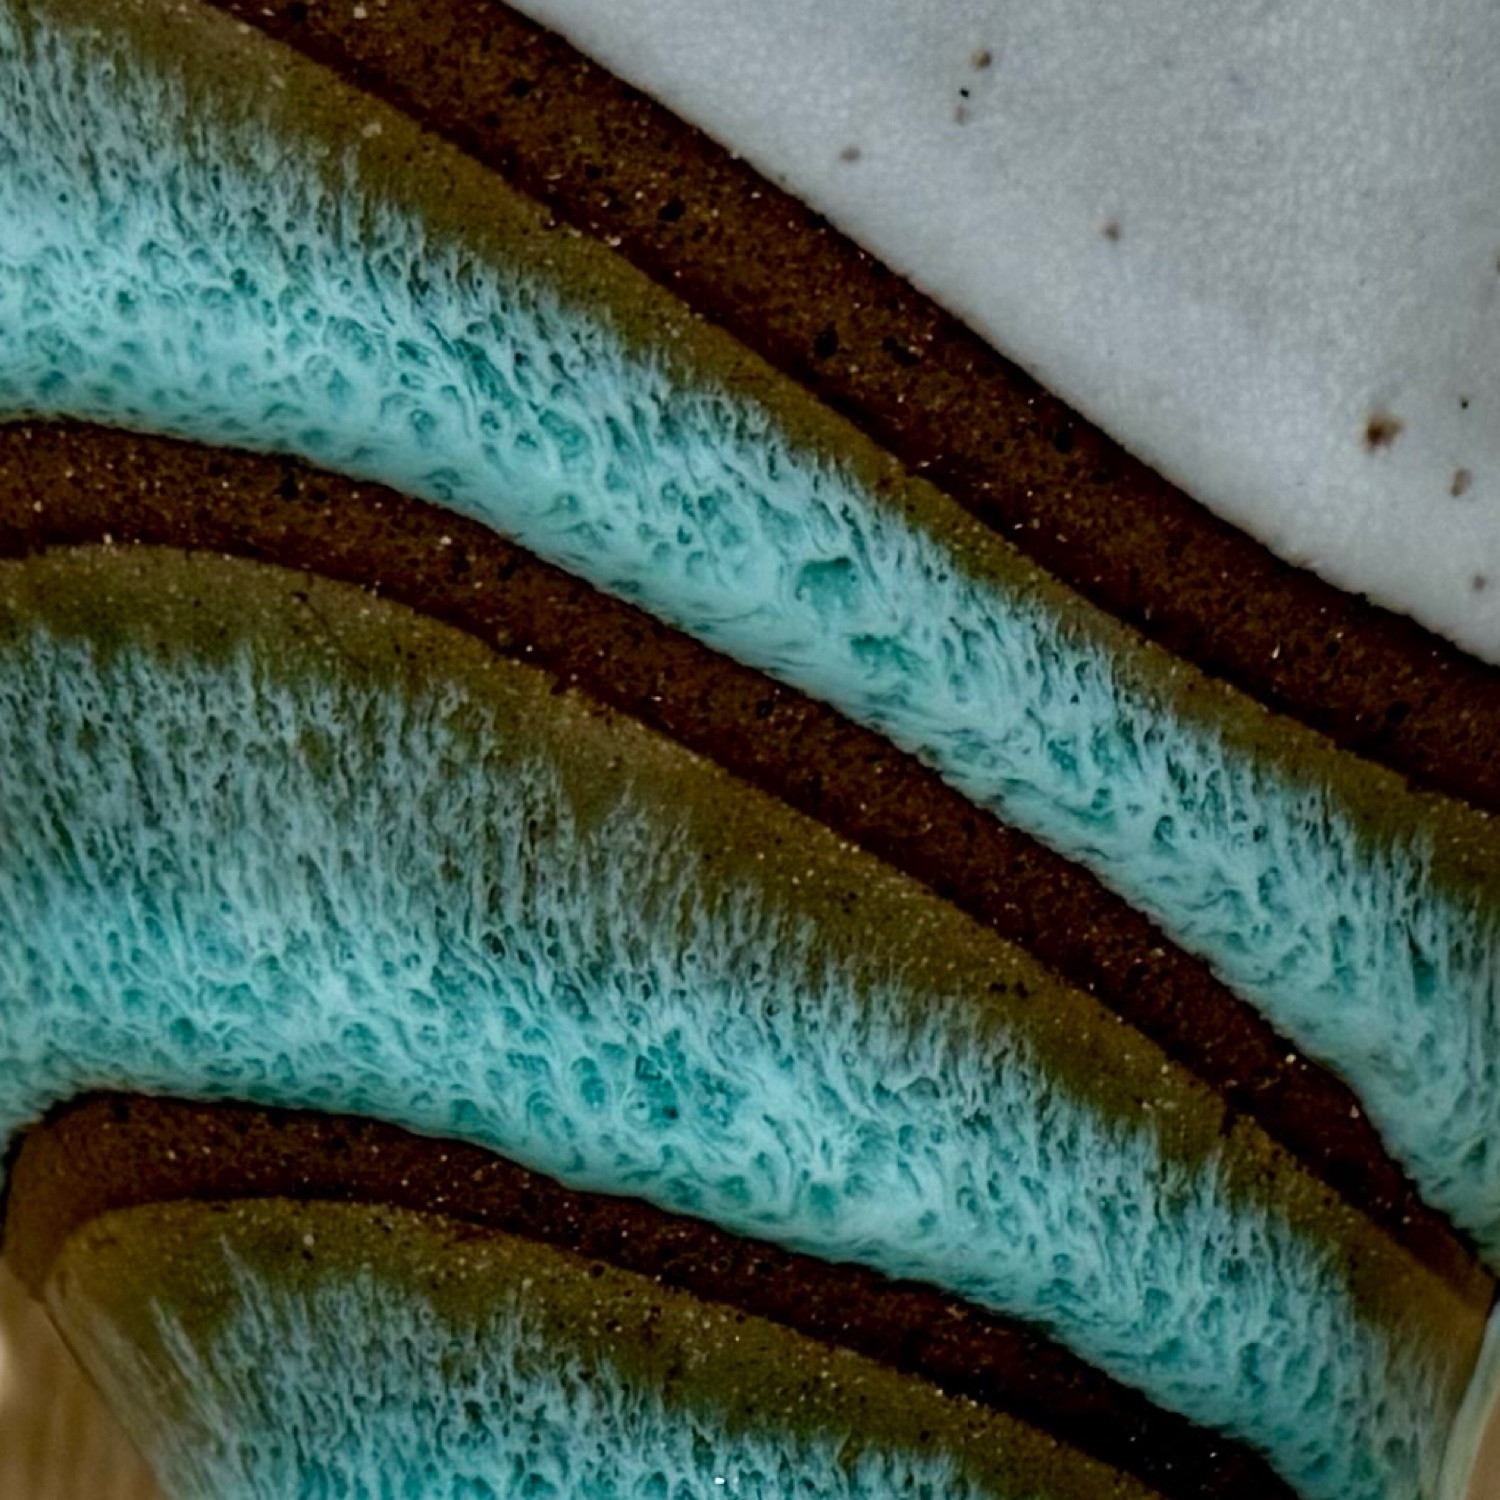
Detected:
[0,478,1484,1500]
[9,0,1500,1275]
[0,417,1476,1299]
[199,0,1500,821]
[3,1093,1298,1500]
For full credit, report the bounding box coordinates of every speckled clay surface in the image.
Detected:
[5,0,1500,1269]
[1,1,1498,1495]
[0,544,1484,1498]
[44,1198,1172,1500]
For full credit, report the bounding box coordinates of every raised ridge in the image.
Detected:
[4,1092,1297,1500]
[0,417,1473,1294]
[202,0,1500,820]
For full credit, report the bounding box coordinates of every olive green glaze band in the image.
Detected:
[43,1198,1166,1500]
[0,544,1485,1385]
[23,0,1500,904]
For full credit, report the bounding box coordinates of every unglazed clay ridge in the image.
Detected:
[2,0,1499,1269]
[48,1203,1124,1500]
[506,0,1500,663]
[0,551,1453,1500]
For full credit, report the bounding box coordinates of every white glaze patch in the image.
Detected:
[2,0,1500,1276]
[510,0,1500,659]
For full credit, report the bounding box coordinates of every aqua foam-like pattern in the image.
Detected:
[0,622,1447,1500]
[1,3,1498,1261]
[2,3,1497,1270]
[74,1246,999,1500]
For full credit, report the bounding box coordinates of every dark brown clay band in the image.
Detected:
[199,0,1500,821]
[2,1092,1297,1500]
[0,416,1477,1297]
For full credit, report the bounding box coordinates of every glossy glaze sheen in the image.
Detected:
[2,0,1500,1269]
[0,548,1464,1500]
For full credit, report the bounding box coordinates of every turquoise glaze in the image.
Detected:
[0,0,1497,1267]
[0,610,1447,1500]
[0,4,1487,1496]
[68,1240,1003,1500]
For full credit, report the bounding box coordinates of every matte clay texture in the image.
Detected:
[208,0,1500,826]
[41,1200,1162,1500]
[0,419,1474,1295]
[5,0,1500,1269]
[0,546,1469,1500]
[3,1094,1296,1500]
